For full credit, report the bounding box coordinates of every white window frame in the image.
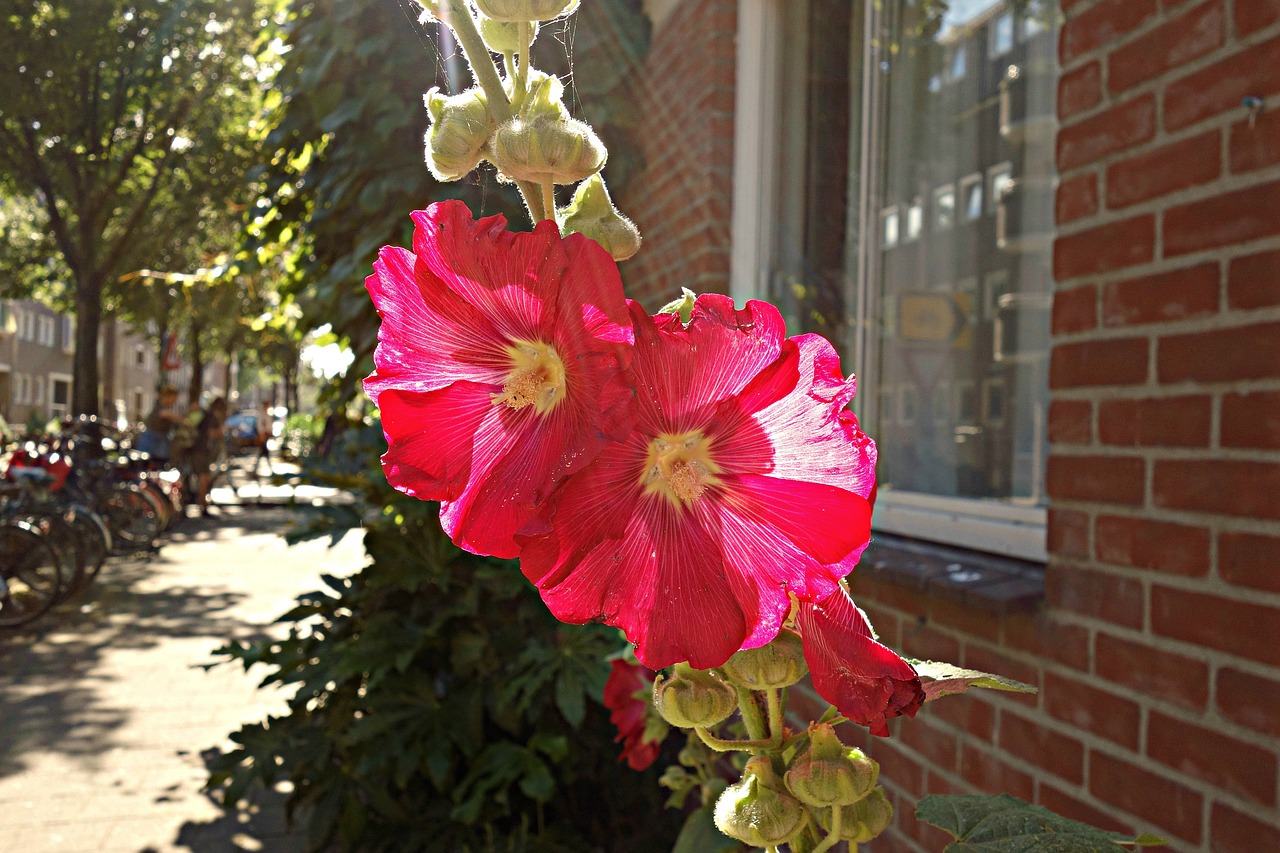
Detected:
[990,11,1015,56]
[959,173,984,220]
[48,372,73,416]
[988,162,1014,214]
[729,0,1048,562]
[933,184,956,231]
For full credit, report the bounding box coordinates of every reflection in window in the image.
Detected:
[960,175,983,219]
[882,207,900,247]
[905,199,923,241]
[991,12,1015,55]
[951,46,967,80]
[934,185,956,230]
[988,162,1014,212]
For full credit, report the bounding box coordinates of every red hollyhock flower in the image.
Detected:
[603,659,663,771]
[364,200,634,558]
[796,584,924,737]
[519,294,877,670]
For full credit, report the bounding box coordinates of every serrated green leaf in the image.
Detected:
[917,794,1168,851]
[672,803,739,853]
[909,660,1038,702]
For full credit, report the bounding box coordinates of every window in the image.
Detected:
[50,375,72,416]
[934,185,956,231]
[33,375,44,406]
[752,0,1059,560]
[134,344,147,368]
[60,316,74,352]
[38,316,55,347]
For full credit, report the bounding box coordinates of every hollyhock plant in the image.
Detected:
[796,584,925,737]
[364,199,634,558]
[603,658,666,771]
[518,293,877,670]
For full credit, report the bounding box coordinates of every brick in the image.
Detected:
[1153,585,1280,664]
[1050,337,1148,388]
[900,621,960,664]
[1095,632,1209,709]
[1040,785,1135,836]
[1090,751,1203,843]
[1048,505,1092,559]
[1097,395,1211,447]
[1165,36,1280,130]
[999,712,1085,784]
[1057,95,1157,170]
[1054,214,1155,279]
[1004,613,1091,671]
[1164,179,1280,256]
[927,596,1000,643]
[1094,514,1210,574]
[1056,171,1100,224]
[1046,454,1146,505]
[1222,391,1280,449]
[1046,562,1145,628]
[1044,672,1142,748]
[1158,321,1280,383]
[1105,131,1222,208]
[1155,459,1280,520]
[1235,0,1280,37]
[962,643,1040,692]
[1052,284,1097,334]
[1148,711,1277,803]
[1219,530,1280,590]
[1108,0,1225,93]
[960,744,1035,800]
[928,692,995,740]
[1048,400,1092,445]
[850,573,925,620]
[1101,263,1219,327]
[1061,0,1159,64]
[1227,248,1280,310]
[1217,666,1280,738]
[1230,107,1280,173]
[1212,803,1280,853]
[901,718,958,772]
[1059,62,1102,120]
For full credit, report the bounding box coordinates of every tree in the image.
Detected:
[0,0,274,414]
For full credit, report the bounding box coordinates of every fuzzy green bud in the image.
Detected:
[721,628,808,690]
[714,755,809,847]
[821,787,894,843]
[557,174,641,260]
[511,70,570,120]
[490,114,606,185]
[423,87,493,181]
[784,723,879,807]
[478,14,538,53]
[474,0,580,22]
[412,0,445,20]
[652,663,738,729]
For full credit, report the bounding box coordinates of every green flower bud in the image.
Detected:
[423,87,493,181]
[489,114,606,185]
[474,0,580,23]
[784,723,879,807]
[512,69,569,120]
[821,787,894,843]
[714,755,809,847]
[557,174,641,260]
[721,628,808,690]
[652,663,738,729]
[478,14,539,53]
[412,0,445,20]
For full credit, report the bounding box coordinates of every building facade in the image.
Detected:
[621,1,1280,849]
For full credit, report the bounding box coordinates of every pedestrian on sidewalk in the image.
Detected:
[255,400,275,477]
[187,396,228,516]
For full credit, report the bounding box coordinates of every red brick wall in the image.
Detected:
[848,2,1280,850]
[614,0,736,308]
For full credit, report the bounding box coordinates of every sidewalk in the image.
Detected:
[0,498,365,852]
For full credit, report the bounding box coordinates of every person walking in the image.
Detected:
[188,397,228,517]
[255,400,275,477]
[136,386,182,464]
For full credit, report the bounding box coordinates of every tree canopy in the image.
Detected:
[0,0,277,414]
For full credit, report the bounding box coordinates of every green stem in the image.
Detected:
[516,21,532,105]
[693,727,777,754]
[812,805,842,853]
[503,51,516,83]
[737,687,767,742]
[765,688,785,748]
[542,182,556,224]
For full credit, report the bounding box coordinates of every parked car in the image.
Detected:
[223,410,260,453]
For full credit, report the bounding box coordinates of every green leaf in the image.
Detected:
[909,660,1038,702]
[917,794,1168,851]
[672,802,740,853]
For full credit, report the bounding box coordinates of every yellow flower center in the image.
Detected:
[640,431,721,507]
[492,340,566,415]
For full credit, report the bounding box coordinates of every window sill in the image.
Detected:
[858,533,1045,615]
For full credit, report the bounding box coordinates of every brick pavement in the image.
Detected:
[0,495,365,852]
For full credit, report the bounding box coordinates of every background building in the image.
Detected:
[620,0,1280,849]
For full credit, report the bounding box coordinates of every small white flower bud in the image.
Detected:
[490,114,606,185]
[423,87,494,182]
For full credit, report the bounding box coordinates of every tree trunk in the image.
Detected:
[72,272,103,416]
[187,317,204,409]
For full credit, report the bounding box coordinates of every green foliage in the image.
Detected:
[909,660,1039,703]
[206,422,681,851]
[917,794,1167,852]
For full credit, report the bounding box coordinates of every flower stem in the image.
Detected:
[765,688,785,748]
[737,687,767,742]
[441,0,544,221]
[812,806,842,853]
[693,727,777,754]
[516,21,532,105]
[542,182,556,224]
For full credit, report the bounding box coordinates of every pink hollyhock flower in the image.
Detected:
[364,200,634,558]
[603,658,664,771]
[518,294,877,670]
[796,584,924,737]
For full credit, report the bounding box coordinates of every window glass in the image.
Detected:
[773,0,1058,509]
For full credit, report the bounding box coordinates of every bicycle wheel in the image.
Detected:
[64,504,111,584]
[20,512,87,600]
[0,521,64,627]
[101,484,163,552]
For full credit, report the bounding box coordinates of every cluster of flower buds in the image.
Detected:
[414,0,639,260]
[651,630,894,851]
